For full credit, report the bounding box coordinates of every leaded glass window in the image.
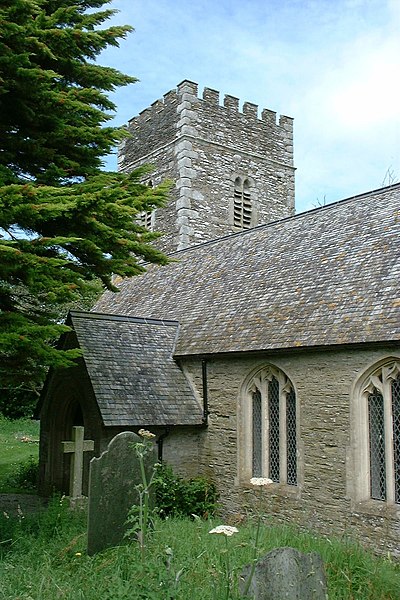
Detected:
[252,389,262,477]
[286,389,297,485]
[269,377,280,482]
[392,376,400,504]
[248,366,297,485]
[359,362,400,505]
[368,390,386,500]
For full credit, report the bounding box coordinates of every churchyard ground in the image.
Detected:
[0,416,39,493]
[0,417,399,599]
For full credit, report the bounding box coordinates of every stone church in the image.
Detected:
[38,80,400,557]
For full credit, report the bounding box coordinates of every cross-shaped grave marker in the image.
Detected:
[62,426,94,499]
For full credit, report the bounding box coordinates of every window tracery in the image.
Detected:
[244,365,297,485]
[360,361,400,504]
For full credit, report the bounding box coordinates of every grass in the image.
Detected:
[0,419,399,598]
[0,498,399,600]
[0,416,40,493]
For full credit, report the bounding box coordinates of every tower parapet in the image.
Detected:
[119,80,295,252]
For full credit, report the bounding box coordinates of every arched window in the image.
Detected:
[352,359,400,505]
[233,177,253,229]
[242,365,297,485]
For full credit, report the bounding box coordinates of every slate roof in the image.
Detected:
[94,183,400,356]
[68,311,203,426]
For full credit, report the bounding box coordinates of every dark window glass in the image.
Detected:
[269,377,280,482]
[368,390,386,501]
[252,388,262,477]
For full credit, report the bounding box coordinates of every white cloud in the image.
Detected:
[317,36,400,133]
[101,0,400,212]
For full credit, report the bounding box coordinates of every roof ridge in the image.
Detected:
[69,310,180,327]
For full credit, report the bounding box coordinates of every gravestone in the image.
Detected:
[61,426,94,502]
[87,431,156,555]
[239,546,328,600]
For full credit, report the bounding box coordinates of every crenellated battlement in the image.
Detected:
[120,79,295,254]
[128,80,293,132]
[128,89,178,128]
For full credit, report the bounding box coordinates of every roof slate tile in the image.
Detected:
[69,312,203,427]
[94,185,400,354]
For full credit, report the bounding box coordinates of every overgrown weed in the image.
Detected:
[1,505,399,599]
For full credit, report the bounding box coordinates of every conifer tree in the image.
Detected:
[0,0,169,397]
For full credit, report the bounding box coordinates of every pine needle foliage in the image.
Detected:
[0,0,135,184]
[0,0,170,393]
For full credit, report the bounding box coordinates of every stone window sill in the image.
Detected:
[351,499,400,519]
[236,479,301,499]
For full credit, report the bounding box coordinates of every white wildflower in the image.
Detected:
[209,525,239,537]
[138,429,156,439]
[250,477,273,486]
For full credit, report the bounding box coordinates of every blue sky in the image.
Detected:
[100,0,400,214]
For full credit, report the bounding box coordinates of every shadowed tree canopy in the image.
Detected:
[0,0,169,396]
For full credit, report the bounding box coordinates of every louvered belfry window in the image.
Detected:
[249,366,297,485]
[140,211,153,230]
[234,177,252,229]
[364,362,400,504]
[138,180,155,230]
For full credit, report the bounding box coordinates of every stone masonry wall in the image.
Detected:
[118,90,180,253]
[163,346,400,558]
[118,80,295,253]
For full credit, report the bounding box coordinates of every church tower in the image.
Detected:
[118,80,295,253]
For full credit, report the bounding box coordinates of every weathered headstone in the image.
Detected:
[239,546,328,600]
[87,431,156,555]
[61,426,94,501]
